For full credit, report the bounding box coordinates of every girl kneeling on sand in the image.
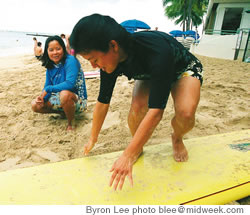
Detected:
[70,14,203,190]
[31,36,87,131]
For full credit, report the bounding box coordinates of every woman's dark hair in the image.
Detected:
[70,13,131,54]
[41,35,67,69]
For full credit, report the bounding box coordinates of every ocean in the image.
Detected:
[0,30,50,57]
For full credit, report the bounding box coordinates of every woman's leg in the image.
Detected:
[128,80,150,136]
[127,80,150,162]
[60,90,78,130]
[171,76,201,162]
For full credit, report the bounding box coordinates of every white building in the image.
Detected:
[191,0,250,61]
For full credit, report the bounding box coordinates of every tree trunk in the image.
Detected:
[202,16,205,34]
[187,0,193,31]
[183,0,187,32]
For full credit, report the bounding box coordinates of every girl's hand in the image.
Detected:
[35,96,44,107]
[109,154,133,191]
[35,96,43,102]
[83,139,96,155]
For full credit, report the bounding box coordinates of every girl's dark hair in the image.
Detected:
[70,13,131,54]
[41,35,67,69]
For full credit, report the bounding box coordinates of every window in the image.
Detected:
[221,8,243,34]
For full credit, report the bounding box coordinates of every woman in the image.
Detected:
[70,14,203,190]
[33,37,43,60]
[31,35,87,131]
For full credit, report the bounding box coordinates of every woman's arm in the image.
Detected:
[84,101,110,155]
[109,108,164,190]
[42,70,52,101]
[125,108,163,157]
[44,56,79,93]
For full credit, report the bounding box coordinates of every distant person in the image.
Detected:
[60,33,67,46]
[60,33,72,55]
[70,14,203,190]
[31,35,87,131]
[33,37,43,60]
[155,27,158,31]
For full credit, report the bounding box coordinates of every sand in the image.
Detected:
[0,54,249,204]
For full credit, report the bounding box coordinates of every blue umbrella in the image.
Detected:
[184,30,196,35]
[120,19,151,33]
[125,27,136,33]
[184,30,199,39]
[169,30,183,37]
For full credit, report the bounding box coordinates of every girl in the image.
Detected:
[31,36,87,130]
[70,14,203,190]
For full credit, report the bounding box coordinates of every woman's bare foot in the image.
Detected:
[66,124,74,131]
[171,133,188,162]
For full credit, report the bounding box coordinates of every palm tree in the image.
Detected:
[194,0,209,33]
[163,0,186,31]
[162,0,208,31]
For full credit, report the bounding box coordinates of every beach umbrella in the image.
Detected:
[124,27,137,33]
[184,30,199,39]
[184,30,196,35]
[120,19,151,33]
[169,30,183,37]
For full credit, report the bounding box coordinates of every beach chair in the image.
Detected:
[183,37,195,50]
[175,36,184,44]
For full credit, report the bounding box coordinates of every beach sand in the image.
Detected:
[0,54,249,204]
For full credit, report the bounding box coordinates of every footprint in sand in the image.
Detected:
[102,111,121,130]
[0,149,61,171]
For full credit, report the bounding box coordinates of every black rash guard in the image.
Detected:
[98,31,201,109]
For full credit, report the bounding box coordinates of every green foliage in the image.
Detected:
[162,0,209,31]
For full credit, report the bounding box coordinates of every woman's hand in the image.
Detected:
[84,102,110,155]
[109,154,133,191]
[35,96,44,108]
[109,109,162,191]
[84,138,96,155]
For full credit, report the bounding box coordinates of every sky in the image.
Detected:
[0,0,201,35]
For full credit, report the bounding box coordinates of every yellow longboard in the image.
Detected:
[0,130,249,205]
